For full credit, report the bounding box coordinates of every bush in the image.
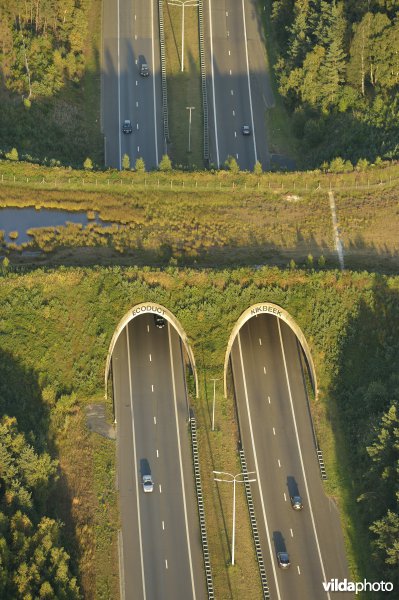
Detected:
[225,156,240,174]
[356,158,369,172]
[135,157,146,173]
[159,154,172,171]
[122,154,130,170]
[329,157,346,173]
[253,161,262,175]
[5,148,19,161]
[83,157,93,171]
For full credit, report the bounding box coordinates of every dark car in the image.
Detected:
[154,314,166,329]
[122,119,132,134]
[242,124,251,136]
[140,63,149,77]
[277,551,290,569]
[290,495,303,510]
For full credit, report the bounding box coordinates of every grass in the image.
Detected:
[163,1,204,167]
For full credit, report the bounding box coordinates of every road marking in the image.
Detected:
[156,449,159,457]
[226,10,228,15]
[277,318,331,599]
[208,0,220,166]
[117,0,121,170]
[136,101,139,107]
[135,58,138,64]
[237,332,282,600]
[228,50,231,56]
[168,325,197,600]
[125,327,146,599]
[230,89,233,95]
[147,325,150,333]
[151,384,154,392]
[268,396,271,403]
[290,528,294,537]
[137,146,140,152]
[273,427,275,435]
[165,559,168,569]
[297,565,301,575]
[136,123,139,130]
[134,14,136,20]
[159,484,162,493]
[284,492,287,502]
[234,131,237,138]
[153,416,156,424]
[229,69,232,75]
[227,30,229,37]
[263,366,266,374]
[241,0,258,164]
[149,353,152,362]
[236,153,239,159]
[136,80,138,86]
[259,337,262,345]
[150,0,159,165]
[278,459,281,468]
[162,521,165,530]
[232,110,235,116]
[135,34,137,40]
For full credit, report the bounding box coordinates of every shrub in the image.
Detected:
[5,148,18,161]
[83,157,93,170]
[253,161,262,175]
[356,158,369,172]
[135,157,146,173]
[329,157,346,173]
[159,154,172,171]
[225,156,240,174]
[122,154,130,170]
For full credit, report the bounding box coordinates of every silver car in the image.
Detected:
[142,474,154,493]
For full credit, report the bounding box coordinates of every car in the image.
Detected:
[122,119,132,134]
[290,495,303,510]
[277,551,290,569]
[242,124,251,136]
[142,474,154,493]
[140,62,149,77]
[154,314,166,329]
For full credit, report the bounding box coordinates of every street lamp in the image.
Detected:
[210,378,220,431]
[168,0,199,72]
[186,106,195,153]
[213,470,256,565]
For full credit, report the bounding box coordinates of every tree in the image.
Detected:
[122,153,130,170]
[5,148,18,161]
[135,157,146,173]
[83,157,93,171]
[159,154,172,171]
[225,155,240,174]
[253,160,262,175]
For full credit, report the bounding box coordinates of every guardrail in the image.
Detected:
[190,413,214,599]
[239,447,270,599]
[158,0,170,152]
[317,449,327,480]
[198,0,209,162]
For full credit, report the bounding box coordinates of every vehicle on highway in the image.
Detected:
[154,314,166,329]
[142,474,154,493]
[122,119,132,134]
[140,63,149,77]
[277,551,290,569]
[242,124,251,136]
[290,495,303,510]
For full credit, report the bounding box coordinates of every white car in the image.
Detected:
[142,474,154,493]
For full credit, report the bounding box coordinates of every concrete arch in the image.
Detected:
[105,302,199,399]
[223,302,318,399]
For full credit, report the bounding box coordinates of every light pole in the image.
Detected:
[213,470,256,565]
[168,0,199,72]
[210,378,220,431]
[186,106,195,153]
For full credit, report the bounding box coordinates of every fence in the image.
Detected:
[158,0,169,152]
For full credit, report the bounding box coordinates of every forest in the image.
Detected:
[268,0,399,167]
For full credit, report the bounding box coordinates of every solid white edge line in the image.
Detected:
[277,318,331,599]
[117,0,122,170]
[241,0,257,165]
[167,324,197,600]
[126,326,147,599]
[151,0,159,165]
[118,529,126,600]
[208,0,220,167]
[237,332,282,600]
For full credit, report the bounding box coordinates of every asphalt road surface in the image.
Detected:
[102,0,164,170]
[112,314,206,599]
[230,314,352,599]
[204,0,274,170]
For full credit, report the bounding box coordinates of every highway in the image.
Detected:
[102,0,164,170]
[204,0,274,170]
[230,314,351,599]
[112,314,205,599]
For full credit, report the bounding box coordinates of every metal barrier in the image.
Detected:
[158,0,170,153]
[239,447,270,599]
[317,449,327,480]
[190,413,214,599]
[198,0,209,162]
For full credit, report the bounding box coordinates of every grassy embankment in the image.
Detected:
[163,0,204,167]
[0,0,103,169]
[0,160,398,272]
[1,267,398,597]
